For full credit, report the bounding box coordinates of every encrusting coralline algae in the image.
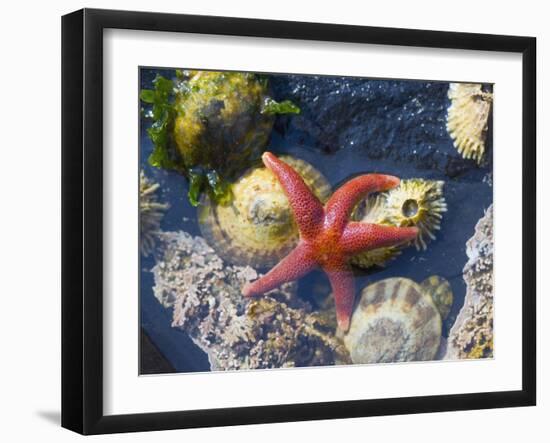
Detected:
[444,205,494,359]
[152,231,350,371]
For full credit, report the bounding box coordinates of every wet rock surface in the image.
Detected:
[270,75,493,177]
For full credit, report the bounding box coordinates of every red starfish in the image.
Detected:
[242,152,419,331]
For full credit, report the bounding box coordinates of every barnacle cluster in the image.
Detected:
[351,178,447,268]
[139,170,169,256]
[446,83,493,164]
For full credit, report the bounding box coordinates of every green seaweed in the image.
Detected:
[187,169,205,207]
[261,98,301,115]
[140,75,180,170]
[205,170,232,205]
[186,168,232,207]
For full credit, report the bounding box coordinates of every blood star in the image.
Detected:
[242,152,419,331]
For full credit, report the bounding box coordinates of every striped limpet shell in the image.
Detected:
[198,155,331,268]
[343,276,452,364]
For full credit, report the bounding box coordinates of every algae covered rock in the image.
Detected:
[445,205,493,359]
[152,231,349,370]
[173,72,273,178]
[140,70,299,205]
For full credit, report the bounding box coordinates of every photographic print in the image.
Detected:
[138,68,494,374]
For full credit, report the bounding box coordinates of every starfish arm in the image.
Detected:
[262,152,325,239]
[325,174,400,231]
[242,243,317,297]
[325,263,356,331]
[341,222,419,255]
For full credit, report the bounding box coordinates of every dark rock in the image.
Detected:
[270,74,492,177]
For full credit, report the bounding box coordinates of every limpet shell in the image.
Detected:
[420,275,453,321]
[446,83,493,164]
[351,178,447,268]
[199,156,331,268]
[381,179,447,250]
[343,277,446,364]
[173,70,274,176]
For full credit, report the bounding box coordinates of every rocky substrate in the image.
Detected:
[152,231,350,371]
[270,75,493,176]
[444,204,494,359]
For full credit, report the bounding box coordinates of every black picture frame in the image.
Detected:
[62,8,536,435]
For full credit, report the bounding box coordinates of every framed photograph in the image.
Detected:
[62,8,536,435]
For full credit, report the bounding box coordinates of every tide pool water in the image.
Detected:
[139,68,493,373]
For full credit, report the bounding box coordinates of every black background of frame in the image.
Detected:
[61,8,536,435]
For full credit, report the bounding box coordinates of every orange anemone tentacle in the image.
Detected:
[262,152,325,240]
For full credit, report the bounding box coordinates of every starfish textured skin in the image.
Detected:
[242,152,419,331]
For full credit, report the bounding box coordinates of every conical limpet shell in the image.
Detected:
[381,179,447,250]
[351,178,447,268]
[343,277,445,364]
[198,155,331,268]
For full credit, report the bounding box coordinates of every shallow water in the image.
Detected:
[139,69,493,373]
